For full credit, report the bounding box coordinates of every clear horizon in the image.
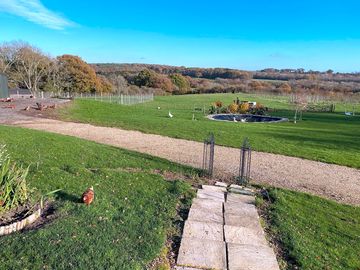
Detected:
[1,0,359,73]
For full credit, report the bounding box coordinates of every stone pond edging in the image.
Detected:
[0,208,41,236]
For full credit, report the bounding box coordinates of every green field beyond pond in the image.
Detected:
[60,93,360,168]
[0,126,197,269]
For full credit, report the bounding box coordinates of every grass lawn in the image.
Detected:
[59,93,360,168]
[0,125,199,270]
[1,125,359,270]
[265,188,360,270]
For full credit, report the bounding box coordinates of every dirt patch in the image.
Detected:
[0,97,70,124]
[0,202,36,226]
[0,200,57,231]
[21,201,58,231]
[20,99,73,120]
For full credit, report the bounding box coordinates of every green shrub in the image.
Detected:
[0,145,30,212]
[209,105,216,114]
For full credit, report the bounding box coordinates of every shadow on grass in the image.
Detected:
[55,191,82,204]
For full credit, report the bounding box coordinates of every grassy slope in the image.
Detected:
[0,126,198,270]
[268,188,360,270]
[60,93,360,168]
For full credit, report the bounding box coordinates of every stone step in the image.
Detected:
[182,220,224,241]
[224,225,267,246]
[228,188,254,196]
[229,184,254,193]
[224,202,259,218]
[177,185,280,270]
[174,267,201,270]
[197,189,225,202]
[227,193,255,205]
[188,207,223,224]
[215,181,228,188]
[202,184,227,193]
[228,184,254,196]
[227,243,280,270]
[191,198,223,213]
[224,213,263,233]
[177,238,227,270]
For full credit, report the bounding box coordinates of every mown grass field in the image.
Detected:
[60,93,360,168]
[266,188,360,270]
[0,125,198,269]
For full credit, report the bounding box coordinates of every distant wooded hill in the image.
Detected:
[92,63,360,98]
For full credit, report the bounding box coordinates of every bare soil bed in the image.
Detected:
[0,97,69,124]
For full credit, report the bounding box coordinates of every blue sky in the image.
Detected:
[0,0,359,72]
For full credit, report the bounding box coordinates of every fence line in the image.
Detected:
[73,93,154,105]
[36,91,154,106]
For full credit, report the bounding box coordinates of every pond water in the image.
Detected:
[207,114,288,123]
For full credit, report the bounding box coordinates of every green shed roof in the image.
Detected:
[0,73,9,99]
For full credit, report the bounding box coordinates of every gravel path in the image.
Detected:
[7,116,360,206]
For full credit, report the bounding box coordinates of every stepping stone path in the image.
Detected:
[176,182,280,270]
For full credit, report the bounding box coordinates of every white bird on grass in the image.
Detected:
[168,111,173,118]
[241,118,246,123]
[233,117,237,122]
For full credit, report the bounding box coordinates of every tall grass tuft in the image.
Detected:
[0,145,30,212]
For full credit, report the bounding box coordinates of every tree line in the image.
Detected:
[1,40,359,99]
[0,41,112,96]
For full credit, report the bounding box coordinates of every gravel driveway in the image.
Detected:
[3,111,359,206]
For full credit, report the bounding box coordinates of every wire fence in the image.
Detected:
[73,93,154,105]
[26,91,154,106]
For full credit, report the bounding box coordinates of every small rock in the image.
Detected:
[215,181,228,188]
[229,187,254,196]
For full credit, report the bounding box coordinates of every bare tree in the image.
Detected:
[108,74,128,94]
[290,91,308,123]
[0,41,21,73]
[12,43,51,96]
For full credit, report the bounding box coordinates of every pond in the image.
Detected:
[207,114,289,123]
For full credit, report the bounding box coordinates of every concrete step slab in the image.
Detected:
[182,220,224,241]
[177,238,227,270]
[175,267,201,270]
[197,189,225,202]
[227,243,280,270]
[191,198,223,213]
[229,184,254,192]
[188,207,223,224]
[224,213,263,233]
[224,225,267,246]
[215,181,228,188]
[202,185,227,193]
[227,193,255,205]
[224,202,258,218]
[229,188,254,196]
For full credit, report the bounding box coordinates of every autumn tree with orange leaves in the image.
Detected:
[57,55,112,93]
